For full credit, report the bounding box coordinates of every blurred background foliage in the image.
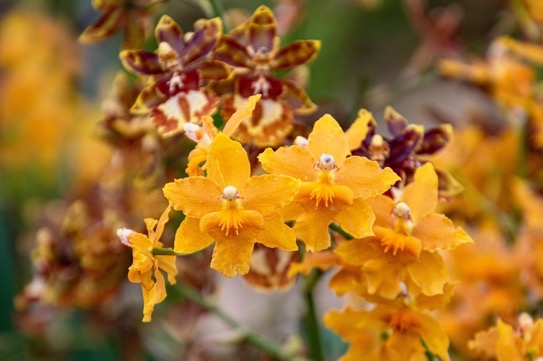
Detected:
[0,0,509,360]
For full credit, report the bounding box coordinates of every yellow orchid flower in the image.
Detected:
[259,114,399,251]
[163,133,301,277]
[117,206,177,322]
[333,163,472,299]
[324,305,450,361]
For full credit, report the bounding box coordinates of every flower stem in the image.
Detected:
[303,270,325,361]
[174,282,295,360]
[152,247,184,256]
[209,0,228,32]
[329,223,353,240]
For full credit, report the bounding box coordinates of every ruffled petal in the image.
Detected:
[407,251,449,296]
[258,146,317,181]
[257,213,298,251]
[163,177,222,218]
[367,195,395,229]
[242,174,300,216]
[335,156,399,199]
[413,213,473,251]
[308,114,350,166]
[333,198,375,239]
[288,252,341,278]
[174,216,214,254]
[294,210,334,252]
[222,94,261,136]
[362,257,405,299]
[206,133,251,189]
[210,231,258,277]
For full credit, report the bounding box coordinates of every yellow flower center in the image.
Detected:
[375,226,422,258]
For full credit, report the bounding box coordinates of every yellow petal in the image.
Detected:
[413,213,473,251]
[207,133,251,189]
[307,114,350,167]
[222,94,261,136]
[156,255,178,284]
[335,156,399,199]
[210,231,258,277]
[257,213,298,251]
[402,163,438,222]
[174,216,214,254]
[496,320,524,361]
[334,198,375,239]
[242,174,301,216]
[367,195,395,229]
[334,237,381,266]
[329,268,367,296]
[163,177,222,218]
[288,252,341,278]
[363,257,405,299]
[345,109,376,150]
[258,146,317,181]
[413,311,451,361]
[294,210,334,252]
[407,251,449,296]
[469,326,499,357]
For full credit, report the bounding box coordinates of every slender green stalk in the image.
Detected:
[152,247,184,256]
[174,282,294,360]
[329,223,353,240]
[517,116,528,179]
[209,0,228,32]
[303,270,325,361]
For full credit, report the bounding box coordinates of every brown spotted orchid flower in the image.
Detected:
[212,5,321,147]
[347,107,461,198]
[80,0,164,49]
[120,15,229,137]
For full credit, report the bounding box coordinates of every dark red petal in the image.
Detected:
[120,50,164,75]
[79,7,125,43]
[280,78,316,114]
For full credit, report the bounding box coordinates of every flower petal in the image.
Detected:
[294,210,334,252]
[271,40,321,70]
[79,7,124,43]
[206,133,251,189]
[345,109,376,151]
[222,94,261,136]
[334,198,375,239]
[155,15,185,54]
[367,195,395,229]
[174,216,214,254]
[214,35,253,68]
[307,114,350,166]
[199,60,231,81]
[180,17,222,66]
[210,231,258,277]
[335,156,399,199]
[413,213,473,251]
[363,257,405,299]
[131,83,163,114]
[288,252,341,278]
[402,162,438,222]
[257,213,298,251]
[258,145,316,181]
[281,79,317,114]
[120,50,164,75]
[163,177,222,218]
[242,174,300,216]
[407,251,449,296]
[247,6,277,52]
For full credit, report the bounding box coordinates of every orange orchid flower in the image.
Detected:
[117,206,177,322]
[163,133,300,277]
[259,114,399,251]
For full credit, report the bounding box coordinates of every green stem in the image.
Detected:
[174,282,294,360]
[303,270,325,361]
[329,223,353,240]
[152,247,184,256]
[517,115,528,179]
[209,0,228,32]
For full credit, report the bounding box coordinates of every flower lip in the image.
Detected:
[222,185,240,201]
[183,123,212,146]
[117,227,134,247]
